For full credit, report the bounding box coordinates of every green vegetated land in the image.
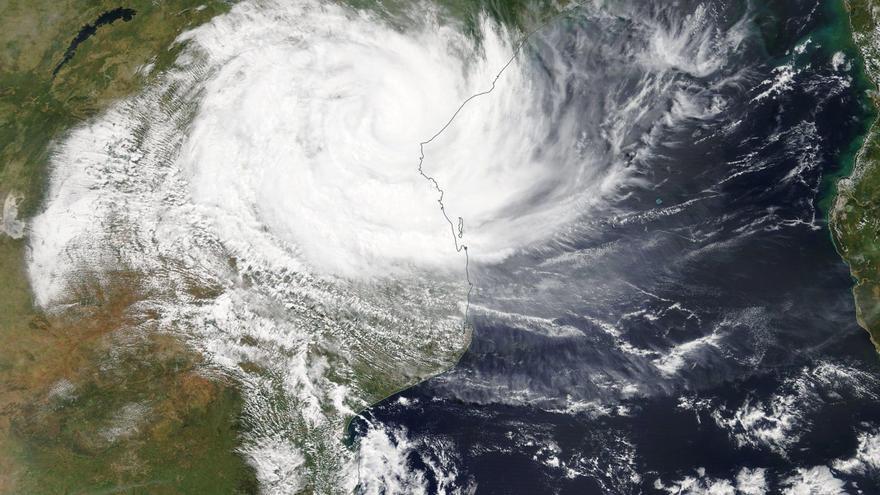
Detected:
[0,1,576,492]
[7,0,878,492]
[0,1,260,493]
[834,0,880,350]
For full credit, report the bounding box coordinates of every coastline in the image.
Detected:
[832,0,880,350]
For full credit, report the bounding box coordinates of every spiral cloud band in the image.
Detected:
[172,0,622,280]
[25,0,740,491]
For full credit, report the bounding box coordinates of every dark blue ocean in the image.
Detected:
[351,0,880,492]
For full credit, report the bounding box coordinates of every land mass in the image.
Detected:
[834,0,880,350]
[0,1,259,493]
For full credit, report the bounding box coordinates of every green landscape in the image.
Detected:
[833,0,880,349]
[0,1,562,492]
[3,0,880,492]
[0,1,258,492]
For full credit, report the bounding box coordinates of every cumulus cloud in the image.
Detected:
[654,467,766,495]
[832,426,880,475]
[781,466,845,495]
[357,424,472,495]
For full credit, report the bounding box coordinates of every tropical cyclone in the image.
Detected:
[23,0,602,491]
[25,0,753,488]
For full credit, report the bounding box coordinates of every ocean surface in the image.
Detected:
[350,1,880,493]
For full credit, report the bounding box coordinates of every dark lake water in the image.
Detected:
[53,7,137,77]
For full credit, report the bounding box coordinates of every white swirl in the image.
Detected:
[25,0,744,490]
[175,0,615,278]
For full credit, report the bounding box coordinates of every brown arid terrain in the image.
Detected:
[0,2,258,492]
